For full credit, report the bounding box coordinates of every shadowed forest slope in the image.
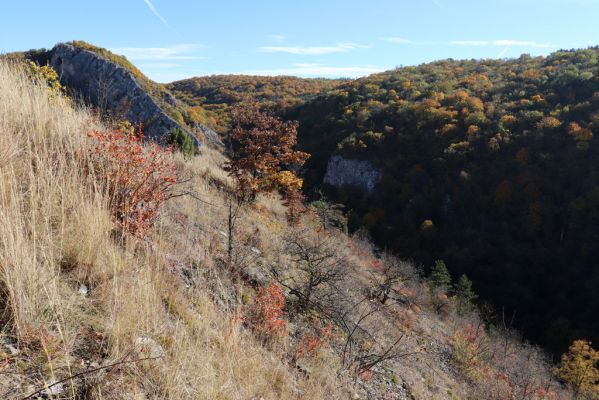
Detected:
[286,48,599,356]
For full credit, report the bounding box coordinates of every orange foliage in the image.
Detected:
[500,114,517,126]
[249,282,287,340]
[283,187,305,226]
[225,103,309,200]
[87,128,177,238]
[467,125,481,136]
[567,122,593,142]
[537,116,562,130]
[295,324,334,358]
[441,123,458,135]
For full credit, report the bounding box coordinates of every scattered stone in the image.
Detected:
[78,283,89,296]
[134,337,165,358]
[1,337,18,356]
[45,377,64,396]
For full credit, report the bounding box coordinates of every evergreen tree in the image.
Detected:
[454,274,477,314]
[429,260,451,290]
[168,128,195,158]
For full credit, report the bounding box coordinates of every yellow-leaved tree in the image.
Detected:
[555,340,599,398]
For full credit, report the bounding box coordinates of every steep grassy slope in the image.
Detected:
[0,60,342,399]
[289,48,599,356]
[0,60,572,399]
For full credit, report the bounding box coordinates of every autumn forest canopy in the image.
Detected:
[287,48,599,356]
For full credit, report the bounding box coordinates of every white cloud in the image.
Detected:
[269,35,286,43]
[451,40,490,46]
[110,44,205,61]
[433,0,443,8]
[258,42,369,55]
[451,39,553,48]
[242,63,386,78]
[493,40,552,48]
[381,37,412,44]
[142,0,176,33]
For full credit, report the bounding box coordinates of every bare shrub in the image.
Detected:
[451,319,565,399]
[271,228,346,314]
[337,298,417,377]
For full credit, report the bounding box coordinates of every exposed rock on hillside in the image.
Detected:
[194,123,223,148]
[324,154,381,192]
[50,43,198,145]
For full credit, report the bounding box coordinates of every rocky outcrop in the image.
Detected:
[323,155,381,193]
[49,43,198,145]
[194,123,224,148]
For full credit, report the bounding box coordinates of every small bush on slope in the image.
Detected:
[168,127,196,158]
[87,128,177,238]
[247,282,287,342]
[555,340,599,398]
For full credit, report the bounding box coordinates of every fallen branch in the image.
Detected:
[21,355,163,400]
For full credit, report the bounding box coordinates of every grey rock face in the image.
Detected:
[194,123,224,148]
[49,43,199,146]
[324,155,381,193]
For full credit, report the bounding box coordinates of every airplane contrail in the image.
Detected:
[496,46,511,58]
[143,0,177,33]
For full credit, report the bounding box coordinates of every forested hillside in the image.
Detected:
[168,75,343,132]
[287,48,599,356]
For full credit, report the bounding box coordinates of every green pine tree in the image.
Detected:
[454,274,477,313]
[168,128,195,158]
[429,260,451,290]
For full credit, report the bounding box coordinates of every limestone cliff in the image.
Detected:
[323,154,381,193]
[49,43,199,145]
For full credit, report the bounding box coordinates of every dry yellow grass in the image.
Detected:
[0,60,346,399]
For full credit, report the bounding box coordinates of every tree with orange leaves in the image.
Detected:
[224,102,309,200]
[223,103,309,264]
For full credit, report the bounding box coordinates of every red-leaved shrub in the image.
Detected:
[249,282,287,340]
[88,128,177,238]
[295,323,334,358]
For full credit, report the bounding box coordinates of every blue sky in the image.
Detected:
[1,0,598,82]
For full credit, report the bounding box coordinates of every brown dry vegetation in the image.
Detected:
[0,60,341,399]
[0,60,573,399]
